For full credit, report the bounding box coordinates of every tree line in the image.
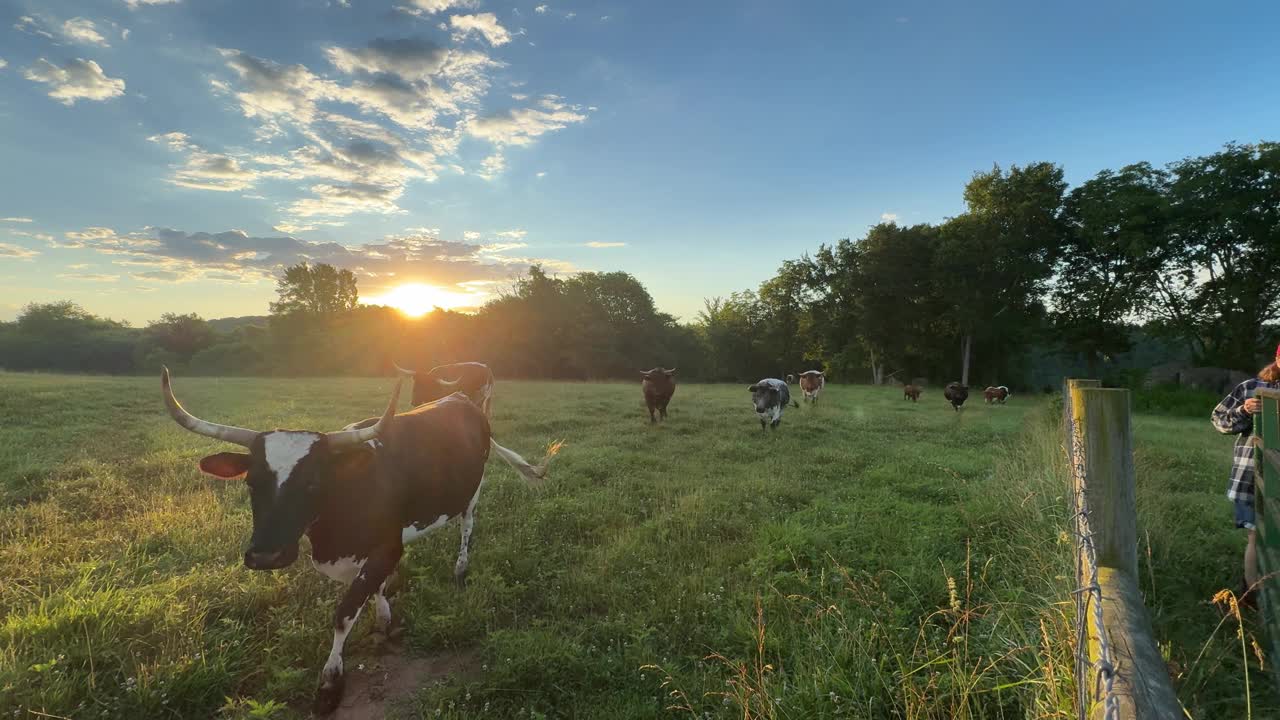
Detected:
[1,141,1276,386]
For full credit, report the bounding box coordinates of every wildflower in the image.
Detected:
[947,576,961,614]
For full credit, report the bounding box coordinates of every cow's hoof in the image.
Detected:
[313,674,345,716]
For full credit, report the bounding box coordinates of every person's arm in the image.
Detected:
[1212,382,1255,435]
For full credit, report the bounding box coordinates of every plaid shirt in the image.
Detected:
[1212,378,1278,504]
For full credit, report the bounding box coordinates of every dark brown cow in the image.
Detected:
[397,362,495,417]
[983,385,1010,404]
[903,384,921,402]
[798,370,825,402]
[640,367,676,423]
[944,382,969,411]
[160,368,557,714]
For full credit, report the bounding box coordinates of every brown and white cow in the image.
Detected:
[396,361,495,417]
[640,367,676,423]
[160,368,557,715]
[798,370,825,403]
[983,385,1010,404]
[903,384,921,402]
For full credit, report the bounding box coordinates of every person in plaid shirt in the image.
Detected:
[1211,344,1280,603]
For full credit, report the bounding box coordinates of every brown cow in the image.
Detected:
[903,384,921,402]
[983,385,1010,404]
[396,362,495,417]
[641,367,676,423]
[798,370,825,403]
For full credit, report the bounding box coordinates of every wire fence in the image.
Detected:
[1066,396,1121,720]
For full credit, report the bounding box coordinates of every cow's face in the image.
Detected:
[641,368,676,387]
[161,367,399,571]
[748,383,780,414]
[198,431,338,570]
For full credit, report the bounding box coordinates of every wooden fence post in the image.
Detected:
[1065,382,1182,719]
[1072,388,1138,576]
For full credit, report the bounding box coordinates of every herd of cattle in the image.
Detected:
[158,361,1010,714]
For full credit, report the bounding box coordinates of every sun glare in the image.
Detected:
[365,283,483,316]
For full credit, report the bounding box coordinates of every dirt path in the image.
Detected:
[328,645,480,720]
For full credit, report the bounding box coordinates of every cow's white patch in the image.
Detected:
[312,554,367,584]
[263,431,321,489]
[455,477,484,579]
[402,514,450,544]
[322,611,360,683]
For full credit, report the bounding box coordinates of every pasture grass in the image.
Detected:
[0,373,1271,718]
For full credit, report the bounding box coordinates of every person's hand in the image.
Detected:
[1244,398,1263,415]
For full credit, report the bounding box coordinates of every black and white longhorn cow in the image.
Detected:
[160,368,558,715]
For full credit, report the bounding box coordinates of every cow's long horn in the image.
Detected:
[392,362,416,377]
[161,366,257,447]
[326,377,403,449]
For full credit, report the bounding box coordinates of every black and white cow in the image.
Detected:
[396,361,496,417]
[160,368,558,714]
[748,378,799,431]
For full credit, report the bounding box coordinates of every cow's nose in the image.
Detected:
[244,549,282,569]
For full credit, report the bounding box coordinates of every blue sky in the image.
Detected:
[1,0,1278,324]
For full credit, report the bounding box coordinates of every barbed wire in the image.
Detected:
[1066,402,1121,720]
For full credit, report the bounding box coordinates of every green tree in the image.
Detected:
[934,162,1066,385]
[145,312,215,362]
[1153,142,1280,369]
[1053,163,1169,376]
[269,262,359,316]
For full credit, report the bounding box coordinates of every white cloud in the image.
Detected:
[565,11,575,19]
[600,15,610,21]
[121,28,131,41]
[880,212,899,223]
[396,0,478,15]
[467,96,588,146]
[0,243,40,259]
[325,37,448,81]
[584,241,625,248]
[23,58,126,105]
[58,272,119,282]
[124,0,180,8]
[62,17,110,46]
[450,13,512,46]
[534,4,548,12]
[0,58,7,71]
[149,132,261,192]
[476,152,506,180]
[496,229,527,239]
[2,217,33,223]
[14,16,55,40]
[535,171,546,178]
[463,230,482,240]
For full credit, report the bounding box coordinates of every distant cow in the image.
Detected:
[786,373,796,384]
[944,382,969,412]
[160,368,557,714]
[749,378,799,431]
[903,384,921,402]
[641,367,676,423]
[396,362,495,417]
[798,370,825,403]
[983,386,1010,404]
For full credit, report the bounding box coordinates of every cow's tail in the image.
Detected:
[490,438,563,486]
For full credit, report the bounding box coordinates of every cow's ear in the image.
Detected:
[199,452,252,480]
[748,384,758,392]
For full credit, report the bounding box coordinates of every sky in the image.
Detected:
[1,0,1278,325]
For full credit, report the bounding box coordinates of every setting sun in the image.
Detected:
[364,283,485,316]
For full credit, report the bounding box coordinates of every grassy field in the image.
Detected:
[0,373,1271,719]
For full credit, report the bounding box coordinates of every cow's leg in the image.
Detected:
[315,544,402,716]
[454,476,484,589]
[759,417,766,432]
[659,401,668,421]
[648,405,656,423]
